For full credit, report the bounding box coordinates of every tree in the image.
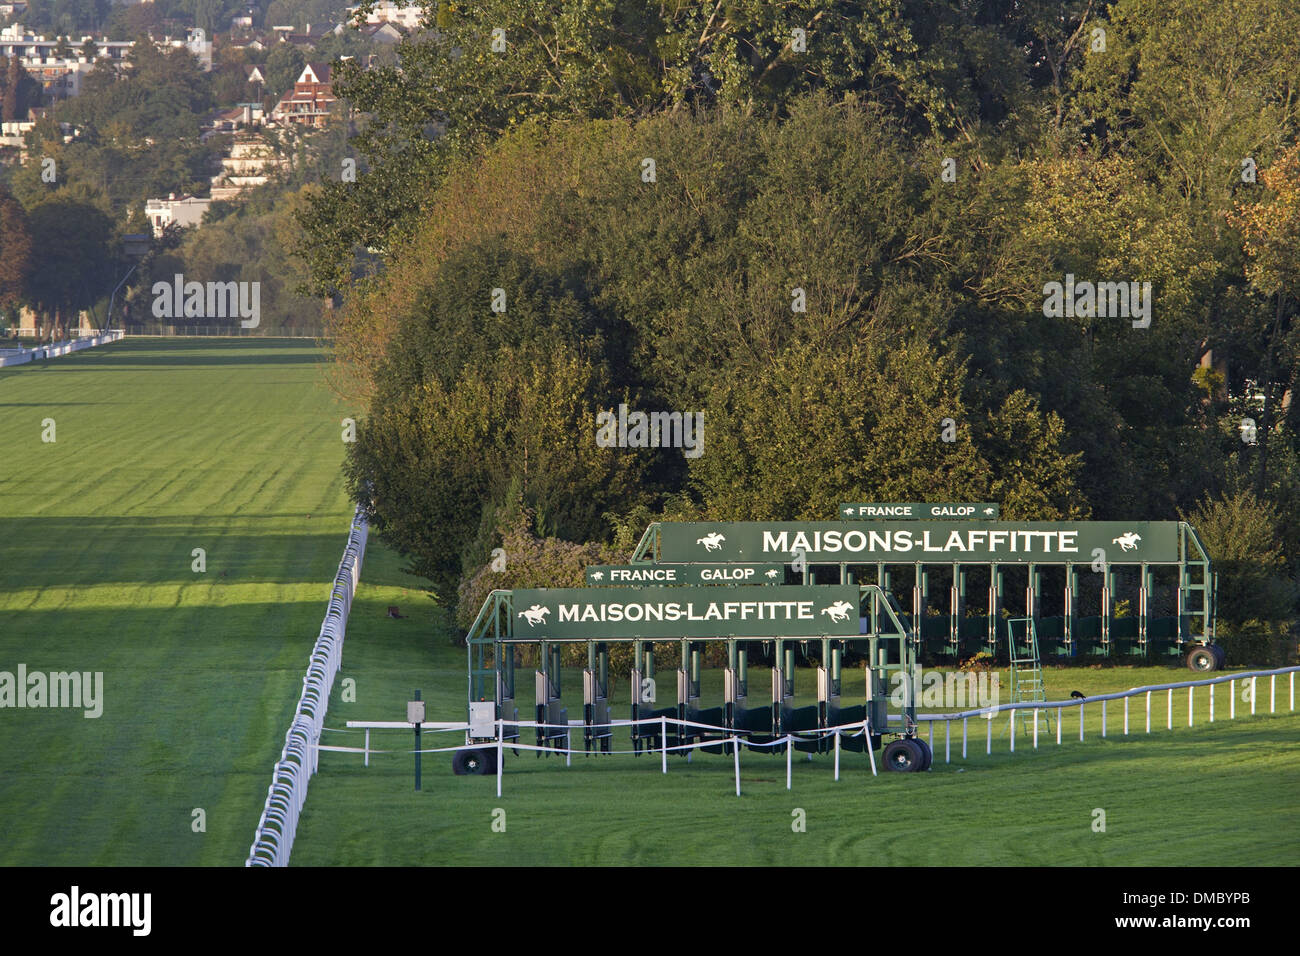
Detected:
[1,55,38,122]
[1184,491,1298,628]
[0,185,32,321]
[264,43,305,99]
[1227,145,1300,498]
[298,0,1051,297]
[25,195,116,334]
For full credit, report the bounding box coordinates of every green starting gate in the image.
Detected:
[628,519,1218,667]
[461,583,925,771]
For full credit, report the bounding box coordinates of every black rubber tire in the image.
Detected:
[1211,644,1226,668]
[1186,646,1218,672]
[452,748,491,775]
[883,738,921,772]
[912,736,933,771]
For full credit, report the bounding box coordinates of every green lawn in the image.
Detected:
[0,338,373,865]
[294,582,1300,865]
[4,336,1296,868]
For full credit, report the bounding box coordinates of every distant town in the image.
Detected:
[0,1,422,338]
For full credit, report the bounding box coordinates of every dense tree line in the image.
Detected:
[309,1,1300,664]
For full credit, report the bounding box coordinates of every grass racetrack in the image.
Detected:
[295,591,1300,865]
[3,337,1297,868]
[0,338,381,865]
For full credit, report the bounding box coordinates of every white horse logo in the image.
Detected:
[697,532,726,552]
[591,571,604,581]
[765,569,780,579]
[517,604,550,627]
[821,601,854,624]
[1112,532,1141,552]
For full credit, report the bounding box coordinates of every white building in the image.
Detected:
[145,193,212,237]
[210,136,286,201]
[0,24,213,102]
[348,2,424,31]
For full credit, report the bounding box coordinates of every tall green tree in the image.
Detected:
[0,185,33,321]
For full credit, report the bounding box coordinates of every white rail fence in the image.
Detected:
[244,507,369,867]
[0,330,124,367]
[911,665,1300,761]
[328,665,1299,793]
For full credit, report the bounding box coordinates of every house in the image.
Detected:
[145,193,211,237]
[269,62,335,127]
[359,21,403,45]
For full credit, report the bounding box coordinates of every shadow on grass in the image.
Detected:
[0,515,359,588]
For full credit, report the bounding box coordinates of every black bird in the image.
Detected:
[1070,690,1086,700]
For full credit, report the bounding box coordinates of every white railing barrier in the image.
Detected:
[907,665,1299,763]
[329,665,1299,793]
[245,506,368,867]
[0,330,124,367]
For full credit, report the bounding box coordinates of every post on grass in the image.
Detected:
[409,691,425,791]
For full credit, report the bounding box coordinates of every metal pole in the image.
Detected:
[1080,703,1085,741]
[1189,686,1194,726]
[1146,691,1150,734]
[834,731,841,780]
[1102,699,1107,738]
[661,716,667,774]
[1124,697,1128,735]
[986,714,992,754]
[1167,688,1172,730]
[1056,708,1061,745]
[1270,675,1275,713]
[1251,676,1256,716]
[496,720,503,798]
[414,689,421,792]
[734,737,741,795]
[1033,710,1038,749]
[786,736,792,790]
[1009,709,1015,753]
[962,717,967,759]
[1210,683,1214,723]
[1230,680,1235,719]
[945,721,950,763]
[364,728,370,768]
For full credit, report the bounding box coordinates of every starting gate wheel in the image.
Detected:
[1211,644,1226,668]
[1185,646,1218,673]
[883,738,922,772]
[452,748,492,775]
[912,736,933,771]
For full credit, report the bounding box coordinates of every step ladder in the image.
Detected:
[1006,618,1051,737]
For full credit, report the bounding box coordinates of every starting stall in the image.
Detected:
[462,583,925,774]
[631,517,1219,671]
